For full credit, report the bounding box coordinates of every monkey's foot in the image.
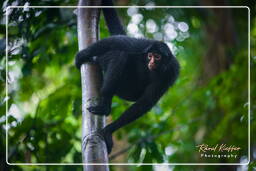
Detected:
[87,105,111,116]
[99,128,113,154]
[87,97,111,116]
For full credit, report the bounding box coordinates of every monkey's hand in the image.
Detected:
[99,128,113,154]
[75,49,94,69]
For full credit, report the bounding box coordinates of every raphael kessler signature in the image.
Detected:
[196,144,241,153]
[196,144,241,159]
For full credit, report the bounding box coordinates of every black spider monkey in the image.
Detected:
[75,0,180,154]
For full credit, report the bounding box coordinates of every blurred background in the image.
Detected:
[0,0,255,171]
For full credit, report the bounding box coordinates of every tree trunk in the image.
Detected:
[199,0,237,83]
[77,0,109,170]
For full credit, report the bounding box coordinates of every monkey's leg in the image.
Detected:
[87,51,127,116]
[100,82,168,153]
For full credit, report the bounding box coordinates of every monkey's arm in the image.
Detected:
[75,40,111,68]
[75,36,148,68]
[100,81,170,153]
[109,83,169,132]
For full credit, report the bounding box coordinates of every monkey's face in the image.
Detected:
[147,52,162,71]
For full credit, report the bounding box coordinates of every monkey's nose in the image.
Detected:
[148,64,156,70]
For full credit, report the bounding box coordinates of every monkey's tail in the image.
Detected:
[102,0,126,35]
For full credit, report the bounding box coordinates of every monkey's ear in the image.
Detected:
[159,47,170,57]
[159,43,172,57]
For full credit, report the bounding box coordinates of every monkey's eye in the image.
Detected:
[154,54,161,60]
[148,53,153,59]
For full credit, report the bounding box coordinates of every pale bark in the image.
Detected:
[77,0,109,170]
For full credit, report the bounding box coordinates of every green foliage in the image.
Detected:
[0,0,254,170]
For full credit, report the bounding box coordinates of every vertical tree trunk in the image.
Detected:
[199,0,236,83]
[77,0,109,170]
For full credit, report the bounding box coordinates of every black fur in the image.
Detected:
[75,0,180,154]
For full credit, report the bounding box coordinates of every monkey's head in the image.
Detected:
[145,42,173,71]
[147,52,161,70]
